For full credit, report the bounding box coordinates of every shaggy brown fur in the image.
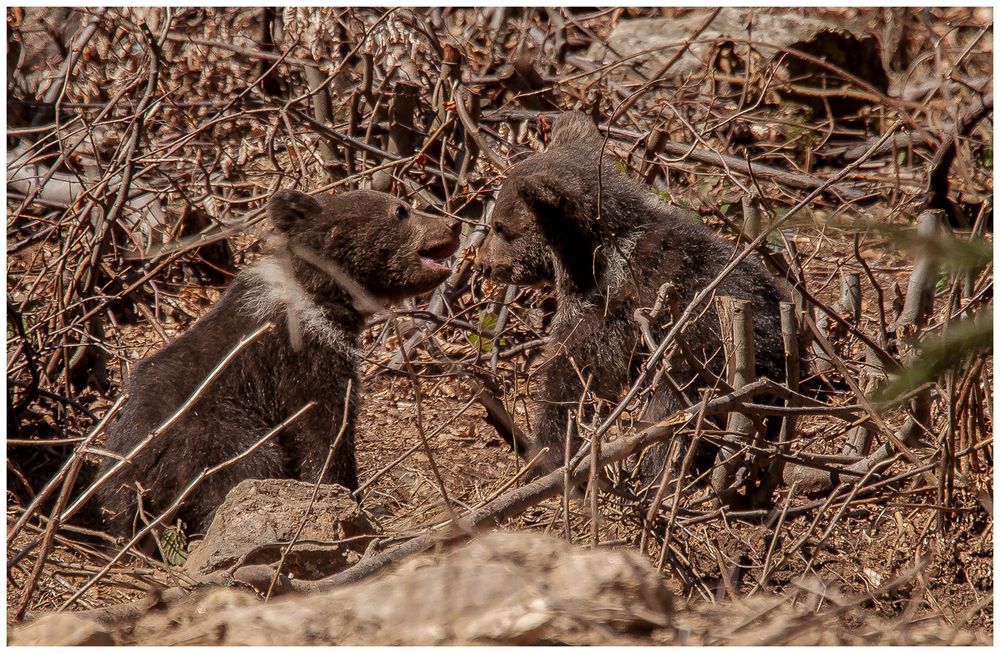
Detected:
[96,189,459,536]
[477,112,787,487]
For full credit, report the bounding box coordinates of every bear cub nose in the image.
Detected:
[473,247,491,277]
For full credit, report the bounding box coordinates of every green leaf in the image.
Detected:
[159,520,189,566]
[648,187,672,204]
[935,271,951,293]
[874,226,991,278]
[874,309,993,405]
[467,310,500,353]
[478,310,498,332]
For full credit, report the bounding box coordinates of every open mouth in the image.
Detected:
[418,239,459,274]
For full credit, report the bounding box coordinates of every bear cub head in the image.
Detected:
[269,189,460,302]
[476,112,623,291]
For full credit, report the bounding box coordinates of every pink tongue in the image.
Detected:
[421,256,450,273]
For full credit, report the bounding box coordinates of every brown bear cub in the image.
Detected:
[477,112,787,490]
[96,189,459,537]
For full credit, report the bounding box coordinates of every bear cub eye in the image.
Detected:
[493,222,508,239]
[394,205,409,220]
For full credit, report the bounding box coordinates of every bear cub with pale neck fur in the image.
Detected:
[97,189,459,537]
[477,112,787,492]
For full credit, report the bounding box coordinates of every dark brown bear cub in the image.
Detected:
[96,190,459,537]
[477,112,787,490]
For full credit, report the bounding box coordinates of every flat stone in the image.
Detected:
[9,613,115,646]
[589,9,876,77]
[131,531,674,645]
[182,478,374,581]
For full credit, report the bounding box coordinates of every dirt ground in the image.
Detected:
[8,353,992,637]
[5,282,993,636]
[17,247,991,634]
[7,375,994,638]
[353,337,993,636]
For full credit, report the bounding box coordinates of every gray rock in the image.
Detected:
[589,8,887,118]
[589,8,872,77]
[182,479,374,581]
[133,531,674,645]
[9,613,115,646]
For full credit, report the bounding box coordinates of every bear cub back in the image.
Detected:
[96,189,459,538]
[477,112,788,487]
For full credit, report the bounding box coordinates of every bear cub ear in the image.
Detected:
[516,174,563,213]
[516,172,585,219]
[548,111,602,149]
[269,190,323,233]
